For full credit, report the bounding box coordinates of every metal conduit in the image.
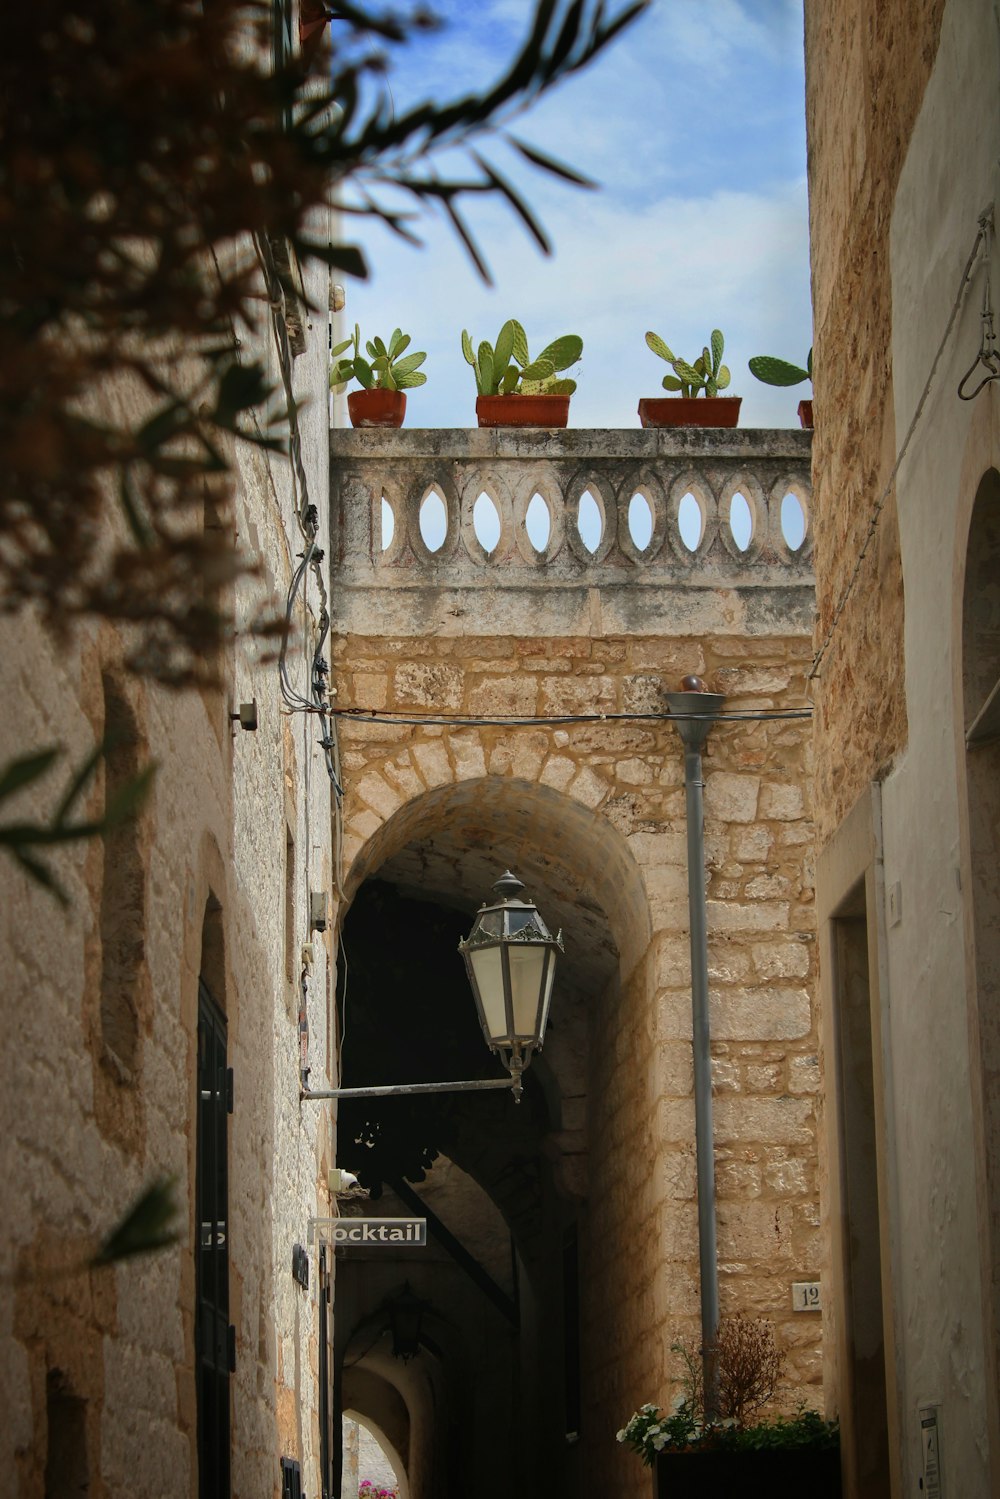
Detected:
[666,687,726,1418]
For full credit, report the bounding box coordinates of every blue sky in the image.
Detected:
[335,0,811,430]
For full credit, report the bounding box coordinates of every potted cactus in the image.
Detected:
[462,320,582,427]
[330,324,427,428]
[748,347,813,427]
[639,329,741,428]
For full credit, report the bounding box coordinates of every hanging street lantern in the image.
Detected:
[458,871,563,1100]
[386,1281,429,1362]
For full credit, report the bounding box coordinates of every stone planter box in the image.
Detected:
[654,1444,841,1498]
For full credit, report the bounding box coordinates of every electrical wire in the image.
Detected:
[328,707,813,727]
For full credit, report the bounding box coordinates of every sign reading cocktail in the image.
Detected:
[308,1217,427,1247]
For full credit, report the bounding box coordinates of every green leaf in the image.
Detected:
[673,359,703,387]
[661,375,683,391]
[391,351,426,376]
[501,365,520,394]
[494,320,516,373]
[102,764,156,831]
[354,357,374,390]
[645,332,674,363]
[11,845,68,906]
[716,365,731,390]
[330,337,354,359]
[478,343,496,394]
[519,358,555,382]
[711,328,725,370]
[395,370,427,389]
[215,362,272,419]
[0,749,60,804]
[509,320,529,367]
[747,355,809,387]
[294,239,368,280]
[92,1177,181,1266]
[388,328,405,359]
[507,136,597,189]
[536,334,582,371]
[461,330,476,366]
[545,378,577,394]
[118,469,153,549]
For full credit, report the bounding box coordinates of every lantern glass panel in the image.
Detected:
[509,944,547,1037]
[538,955,556,1039]
[469,946,507,1040]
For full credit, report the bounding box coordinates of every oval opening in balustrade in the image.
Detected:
[380,492,395,551]
[577,489,603,555]
[418,486,447,553]
[473,491,501,554]
[678,491,704,552]
[780,491,807,550]
[729,491,752,551]
[525,492,551,552]
[628,492,653,552]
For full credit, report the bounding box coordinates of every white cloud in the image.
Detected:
[344,176,812,429]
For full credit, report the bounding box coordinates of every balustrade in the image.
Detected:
[329,428,813,639]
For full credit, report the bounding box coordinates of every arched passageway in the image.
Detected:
[332,777,650,1499]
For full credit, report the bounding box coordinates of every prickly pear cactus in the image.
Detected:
[462,322,582,396]
[748,347,812,387]
[646,328,731,397]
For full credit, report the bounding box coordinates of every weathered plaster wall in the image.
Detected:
[0,241,335,1497]
[804,0,946,840]
[328,428,824,1499]
[808,0,1000,1493]
[879,1,1000,1492]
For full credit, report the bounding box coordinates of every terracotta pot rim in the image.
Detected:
[638,396,742,429]
[347,388,407,429]
[476,393,571,429]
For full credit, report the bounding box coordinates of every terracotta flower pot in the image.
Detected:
[476,394,570,429]
[638,396,742,429]
[798,398,814,429]
[348,388,406,428]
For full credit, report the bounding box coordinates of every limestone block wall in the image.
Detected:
[0,249,335,1497]
[804,0,946,839]
[328,428,824,1496]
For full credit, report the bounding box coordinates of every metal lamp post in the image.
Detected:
[301,870,561,1103]
[458,870,564,1100]
[665,676,726,1419]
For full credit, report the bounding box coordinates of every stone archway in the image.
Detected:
[333,775,654,1499]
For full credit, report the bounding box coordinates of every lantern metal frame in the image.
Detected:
[458,870,563,1099]
[301,871,561,1106]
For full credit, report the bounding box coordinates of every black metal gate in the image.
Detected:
[318,1245,333,1499]
[197,979,232,1499]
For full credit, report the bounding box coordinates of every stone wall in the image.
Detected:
[804,0,946,841]
[1,249,336,1496]
[328,428,824,1499]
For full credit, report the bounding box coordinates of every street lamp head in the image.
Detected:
[459,871,563,1098]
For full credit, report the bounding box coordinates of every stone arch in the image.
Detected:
[342,773,651,986]
[335,772,660,1499]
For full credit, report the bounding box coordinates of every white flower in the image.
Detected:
[616,1430,626,1443]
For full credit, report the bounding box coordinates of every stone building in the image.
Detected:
[0,188,339,1499]
[323,428,824,1499]
[805,0,1000,1494]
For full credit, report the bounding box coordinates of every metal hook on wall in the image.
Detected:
[959,209,1000,400]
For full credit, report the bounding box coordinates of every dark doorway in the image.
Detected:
[197,978,231,1499]
[831,887,891,1497]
